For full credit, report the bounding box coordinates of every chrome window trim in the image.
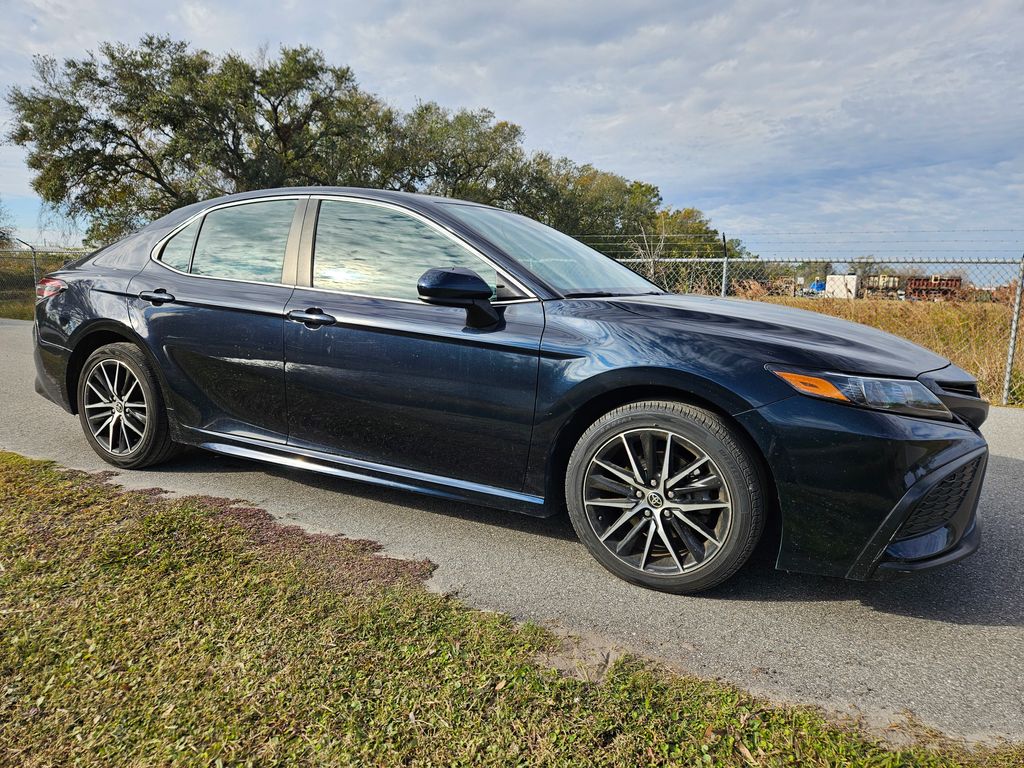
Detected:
[289,285,538,307]
[304,194,539,303]
[148,192,540,304]
[149,195,310,289]
[154,216,201,273]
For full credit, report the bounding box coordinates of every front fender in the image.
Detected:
[523,300,795,500]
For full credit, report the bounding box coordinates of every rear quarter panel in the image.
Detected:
[35,264,144,410]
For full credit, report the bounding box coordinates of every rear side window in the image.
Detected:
[188,200,296,283]
[312,200,505,300]
[159,218,200,271]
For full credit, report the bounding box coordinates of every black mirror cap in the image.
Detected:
[418,267,493,304]
[418,267,500,328]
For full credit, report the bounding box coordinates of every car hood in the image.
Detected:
[609,293,951,378]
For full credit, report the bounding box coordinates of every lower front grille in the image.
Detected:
[896,458,982,540]
[936,381,980,399]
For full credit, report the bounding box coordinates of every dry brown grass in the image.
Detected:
[761,297,1020,403]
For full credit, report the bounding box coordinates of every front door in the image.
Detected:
[283,198,543,491]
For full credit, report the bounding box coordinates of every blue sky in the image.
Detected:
[1,0,1023,259]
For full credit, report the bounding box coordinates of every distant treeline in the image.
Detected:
[6,36,744,255]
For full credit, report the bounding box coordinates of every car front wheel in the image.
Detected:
[565,401,765,593]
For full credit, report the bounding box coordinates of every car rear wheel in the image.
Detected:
[77,342,178,469]
[565,401,765,593]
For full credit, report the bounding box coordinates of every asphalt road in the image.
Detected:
[2,318,1022,742]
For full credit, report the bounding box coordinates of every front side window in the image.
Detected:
[312,200,519,301]
[440,203,661,297]
[187,200,297,283]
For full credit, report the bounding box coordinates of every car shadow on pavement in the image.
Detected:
[147,449,580,542]
[144,450,1023,628]
[708,453,1024,628]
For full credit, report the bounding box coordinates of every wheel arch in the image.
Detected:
[540,372,782,554]
[65,321,165,415]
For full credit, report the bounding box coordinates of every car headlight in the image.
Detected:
[768,367,952,421]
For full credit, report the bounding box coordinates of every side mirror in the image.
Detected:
[418,267,499,328]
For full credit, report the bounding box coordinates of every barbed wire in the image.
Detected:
[598,249,1019,256]
[615,257,1022,265]
[574,229,1024,235]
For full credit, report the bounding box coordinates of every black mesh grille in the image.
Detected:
[896,458,981,540]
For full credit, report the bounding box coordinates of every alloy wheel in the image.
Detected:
[582,428,733,575]
[82,359,149,455]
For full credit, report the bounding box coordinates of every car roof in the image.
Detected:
[199,186,474,212]
[150,186,493,235]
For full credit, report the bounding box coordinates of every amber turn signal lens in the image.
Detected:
[773,371,850,402]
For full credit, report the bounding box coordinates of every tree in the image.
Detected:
[627,223,671,286]
[391,103,528,203]
[648,207,749,260]
[517,154,662,252]
[7,37,395,243]
[0,196,12,246]
[7,35,746,259]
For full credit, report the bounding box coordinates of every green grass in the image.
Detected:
[1,452,1020,766]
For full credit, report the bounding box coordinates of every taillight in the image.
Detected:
[35,277,67,301]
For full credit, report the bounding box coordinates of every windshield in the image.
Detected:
[441,203,662,297]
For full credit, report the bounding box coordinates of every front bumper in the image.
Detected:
[848,446,986,580]
[735,395,987,580]
[873,520,980,579]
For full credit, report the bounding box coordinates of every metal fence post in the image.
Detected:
[720,233,729,297]
[15,238,39,283]
[1001,253,1024,406]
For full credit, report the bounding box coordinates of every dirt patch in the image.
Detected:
[206,496,435,590]
[535,625,628,683]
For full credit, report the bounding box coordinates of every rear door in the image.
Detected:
[283,196,544,490]
[128,196,307,444]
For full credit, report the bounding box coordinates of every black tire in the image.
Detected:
[76,342,179,469]
[565,401,765,594]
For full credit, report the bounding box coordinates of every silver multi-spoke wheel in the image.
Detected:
[77,343,177,469]
[83,359,149,456]
[567,402,763,593]
[583,428,732,576]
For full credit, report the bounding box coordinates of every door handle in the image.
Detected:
[287,308,337,327]
[139,289,175,304]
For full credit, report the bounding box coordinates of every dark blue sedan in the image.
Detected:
[32,188,989,592]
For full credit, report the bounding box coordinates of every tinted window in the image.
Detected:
[441,203,660,297]
[190,200,296,282]
[160,218,200,271]
[313,200,514,300]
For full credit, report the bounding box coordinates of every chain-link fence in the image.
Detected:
[0,248,88,321]
[619,255,1024,406]
[2,244,1023,406]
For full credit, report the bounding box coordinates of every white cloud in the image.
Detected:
[0,0,1022,247]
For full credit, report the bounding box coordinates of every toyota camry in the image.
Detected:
[32,187,989,592]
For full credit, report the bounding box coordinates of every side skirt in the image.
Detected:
[179,426,552,517]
